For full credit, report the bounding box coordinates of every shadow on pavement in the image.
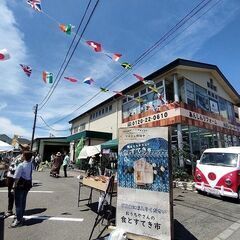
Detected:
[25,208,47,215]
[24,218,45,226]
[32,182,42,187]
[174,219,198,240]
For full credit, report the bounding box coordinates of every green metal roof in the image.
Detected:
[101,139,118,149]
[67,130,112,142]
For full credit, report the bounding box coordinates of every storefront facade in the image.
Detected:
[69,59,240,165]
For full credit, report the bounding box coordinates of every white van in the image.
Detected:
[194,147,240,202]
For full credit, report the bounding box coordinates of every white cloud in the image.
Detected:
[0,117,30,138]
[0,0,28,95]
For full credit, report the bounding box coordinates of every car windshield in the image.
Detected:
[200,152,238,167]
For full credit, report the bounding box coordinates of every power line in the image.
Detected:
[38,0,96,110]
[44,0,216,126]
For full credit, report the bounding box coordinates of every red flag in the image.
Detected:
[86,41,102,52]
[133,74,144,82]
[113,53,122,61]
[64,77,78,83]
[113,91,123,96]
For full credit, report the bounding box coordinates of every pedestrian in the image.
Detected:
[4,144,29,219]
[63,152,70,177]
[35,153,41,171]
[9,151,33,228]
[50,152,63,178]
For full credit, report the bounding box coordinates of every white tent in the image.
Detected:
[0,140,13,152]
[78,145,101,159]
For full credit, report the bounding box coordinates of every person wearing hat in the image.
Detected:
[50,152,63,178]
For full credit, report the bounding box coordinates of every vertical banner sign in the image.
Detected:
[117,127,172,240]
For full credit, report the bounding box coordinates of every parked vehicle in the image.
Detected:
[195,147,240,202]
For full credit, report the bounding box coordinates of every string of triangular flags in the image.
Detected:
[26,0,132,70]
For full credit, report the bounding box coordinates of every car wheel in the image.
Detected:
[237,188,240,204]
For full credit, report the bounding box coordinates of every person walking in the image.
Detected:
[63,152,70,177]
[9,151,33,228]
[50,152,63,178]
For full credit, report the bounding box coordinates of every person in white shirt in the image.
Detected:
[63,153,70,177]
[9,151,33,228]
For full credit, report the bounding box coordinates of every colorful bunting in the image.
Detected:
[59,24,74,35]
[112,53,122,62]
[42,71,53,84]
[86,41,102,52]
[64,77,78,83]
[100,87,109,92]
[121,62,132,70]
[135,97,144,103]
[148,86,159,93]
[0,49,10,61]
[20,64,32,77]
[143,80,155,86]
[133,73,144,81]
[26,0,42,12]
[83,77,95,85]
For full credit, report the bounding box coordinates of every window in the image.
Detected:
[98,110,102,116]
[102,108,105,114]
[226,101,235,123]
[200,152,238,167]
[122,98,127,104]
[90,114,92,120]
[96,112,98,117]
[105,107,109,113]
[140,89,146,95]
[209,99,219,114]
[195,85,209,111]
[109,105,112,111]
[186,80,195,105]
[79,123,86,132]
[156,81,163,88]
[134,92,139,98]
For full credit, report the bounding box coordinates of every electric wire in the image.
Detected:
[38,0,94,109]
[42,0,216,127]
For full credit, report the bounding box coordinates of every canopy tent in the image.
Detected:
[101,139,118,150]
[78,145,101,159]
[0,140,13,152]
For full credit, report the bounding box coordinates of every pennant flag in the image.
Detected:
[59,24,74,35]
[64,77,78,83]
[20,64,32,77]
[83,77,95,85]
[86,41,102,52]
[121,62,132,70]
[0,49,10,61]
[133,73,144,82]
[149,86,159,93]
[113,91,123,96]
[143,80,155,86]
[42,71,53,84]
[26,0,42,12]
[135,97,144,103]
[112,53,122,62]
[100,87,109,92]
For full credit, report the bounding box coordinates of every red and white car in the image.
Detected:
[195,147,240,202]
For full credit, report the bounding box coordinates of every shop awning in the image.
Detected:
[78,145,101,159]
[101,139,118,149]
[0,140,13,152]
[67,130,112,142]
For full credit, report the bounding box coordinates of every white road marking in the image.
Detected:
[212,220,240,240]
[9,215,84,222]
[0,190,54,193]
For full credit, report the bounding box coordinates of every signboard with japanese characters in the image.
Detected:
[117,127,172,240]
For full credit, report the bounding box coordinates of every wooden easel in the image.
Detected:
[88,175,115,240]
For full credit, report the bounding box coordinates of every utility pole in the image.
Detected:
[31,104,38,151]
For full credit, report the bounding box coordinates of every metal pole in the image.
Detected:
[31,104,38,151]
[0,212,4,240]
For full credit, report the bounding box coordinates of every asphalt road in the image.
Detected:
[0,169,239,240]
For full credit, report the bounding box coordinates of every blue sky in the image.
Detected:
[0,0,240,139]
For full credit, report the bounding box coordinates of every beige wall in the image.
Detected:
[177,69,233,102]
